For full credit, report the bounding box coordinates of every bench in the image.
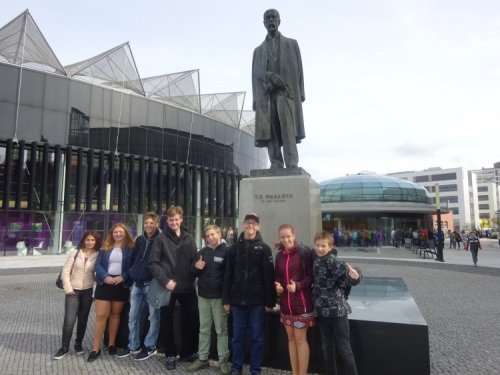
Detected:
[419,240,436,259]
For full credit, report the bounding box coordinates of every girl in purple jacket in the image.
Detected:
[274,224,314,375]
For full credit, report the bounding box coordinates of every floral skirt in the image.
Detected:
[280,312,315,329]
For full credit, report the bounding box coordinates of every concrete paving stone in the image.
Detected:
[0,240,499,374]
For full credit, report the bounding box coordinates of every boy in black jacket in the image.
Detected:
[149,205,199,370]
[116,212,161,361]
[222,213,275,375]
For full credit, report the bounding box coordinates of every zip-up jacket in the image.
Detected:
[193,242,228,299]
[95,246,135,288]
[274,243,313,315]
[222,231,275,308]
[61,248,98,294]
[312,250,362,318]
[149,226,197,294]
[129,228,161,286]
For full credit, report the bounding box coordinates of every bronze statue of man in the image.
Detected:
[252,9,305,169]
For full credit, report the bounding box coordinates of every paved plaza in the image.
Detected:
[0,240,499,374]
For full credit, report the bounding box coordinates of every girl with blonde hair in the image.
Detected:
[87,223,135,362]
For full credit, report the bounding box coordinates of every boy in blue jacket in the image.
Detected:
[116,212,161,361]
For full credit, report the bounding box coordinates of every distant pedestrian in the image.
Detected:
[427,228,435,249]
[465,230,482,266]
[449,230,457,249]
[462,232,469,249]
[455,231,462,250]
[375,230,383,248]
[435,229,445,262]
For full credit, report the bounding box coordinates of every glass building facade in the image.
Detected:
[0,62,267,255]
[321,175,430,203]
[320,175,434,245]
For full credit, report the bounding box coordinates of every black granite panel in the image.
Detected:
[212,277,430,375]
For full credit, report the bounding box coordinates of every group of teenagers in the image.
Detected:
[55,205,362,375]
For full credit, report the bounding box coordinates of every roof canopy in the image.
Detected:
[143,70,199,98]
[0,9,253,128]
[64,42,145,96]
[155,91,249,128]
[201,92,246,127]
[0,9,66,74]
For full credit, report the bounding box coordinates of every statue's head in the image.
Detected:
[263,9,280,35]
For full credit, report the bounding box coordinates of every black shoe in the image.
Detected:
[179,353,198,362]
[165,356,176,370]
[230,370,242,375]
[135,347,157,361]
[87,350,101,362]
[53,348,68,360]
[74,343,84,355]
[116,347,140,358]
[107,345,117,355]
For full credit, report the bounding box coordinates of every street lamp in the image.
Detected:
[435,184,444,262]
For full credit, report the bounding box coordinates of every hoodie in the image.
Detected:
[129,228,161,286]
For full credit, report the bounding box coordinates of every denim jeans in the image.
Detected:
[128,283,160,350]
[317,315,358,375]
[197,296,229,361]
[230,305,265,374]
[61,288,93,350]
[470,248,479,265]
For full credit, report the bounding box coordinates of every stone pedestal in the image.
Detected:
[238,168,321,247]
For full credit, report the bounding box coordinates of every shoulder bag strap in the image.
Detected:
[70,248,81,274]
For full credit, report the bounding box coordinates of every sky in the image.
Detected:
[2,1,500,183]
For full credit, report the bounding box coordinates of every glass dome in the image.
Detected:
[320,175,430,204]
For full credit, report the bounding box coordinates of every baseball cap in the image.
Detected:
[244,213,260,224]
